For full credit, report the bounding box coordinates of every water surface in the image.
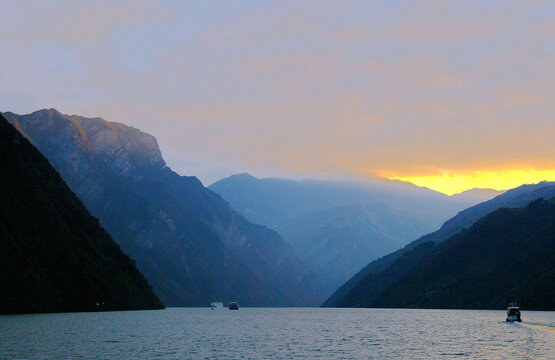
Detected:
[1,308,553,359]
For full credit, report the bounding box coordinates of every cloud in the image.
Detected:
[1,0,554,188]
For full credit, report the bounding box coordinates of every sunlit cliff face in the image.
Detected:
[379,168,555,195]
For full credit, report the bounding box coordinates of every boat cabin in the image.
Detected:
[506,301,521,322]
[229,302,239,310]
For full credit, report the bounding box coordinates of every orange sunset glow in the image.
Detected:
[380,168,555,195]
[2,1,554,190]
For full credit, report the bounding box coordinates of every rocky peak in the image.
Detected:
[5,109,165,179]
[4,108,324,307]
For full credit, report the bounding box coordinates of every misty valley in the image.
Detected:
[2,109,553,313]
[1,109,553,358]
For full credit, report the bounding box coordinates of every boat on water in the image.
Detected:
[210,302,223,310]
[228,302,239,310]
[506,301,521,322]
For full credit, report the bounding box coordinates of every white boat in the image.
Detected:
[210,302,223,310]
[506,301,521,322]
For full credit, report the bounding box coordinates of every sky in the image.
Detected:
[1,0,554,195]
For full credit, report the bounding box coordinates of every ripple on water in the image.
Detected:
[0,308,554,359]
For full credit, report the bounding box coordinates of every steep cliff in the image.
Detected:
[4,109,323,306]
[0,113,164,314]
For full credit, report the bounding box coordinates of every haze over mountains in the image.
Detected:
[450,188,505,203]
[4,109,324,307]
[209,173,495,294]
[4,107,551,311]
[210,173,486,229]
[324,181,555,309]
[0,114,163,314]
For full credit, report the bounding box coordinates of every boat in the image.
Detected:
[228,301,239,310]
[210,302,223,310]
[506,301,521,322]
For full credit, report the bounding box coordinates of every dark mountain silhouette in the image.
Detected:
[209,173,482,296]
[4,109,323,306]
[336,199,555,310]
[0,113,163,314]
[324,182,555,308]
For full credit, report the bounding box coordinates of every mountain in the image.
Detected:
[0,114,163,314]
[209,173,477,230]
[450,188,504,203]
[4,109,323,306]
[323,181,555,307]
[209,173,481,296]
[341,198,555,310]
[278,203,431,294]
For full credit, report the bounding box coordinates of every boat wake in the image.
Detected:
[524,323,555,333]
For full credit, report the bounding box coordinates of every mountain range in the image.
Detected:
[209,173,495,294]
[5,107,549,311]
[210,173,486,230]
[323,181,555,308]
[4,109,324,306]
[0,113,163,314]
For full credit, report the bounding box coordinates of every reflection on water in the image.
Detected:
[0,308,553,359]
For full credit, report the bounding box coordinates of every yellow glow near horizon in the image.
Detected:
[383,169,555,195]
